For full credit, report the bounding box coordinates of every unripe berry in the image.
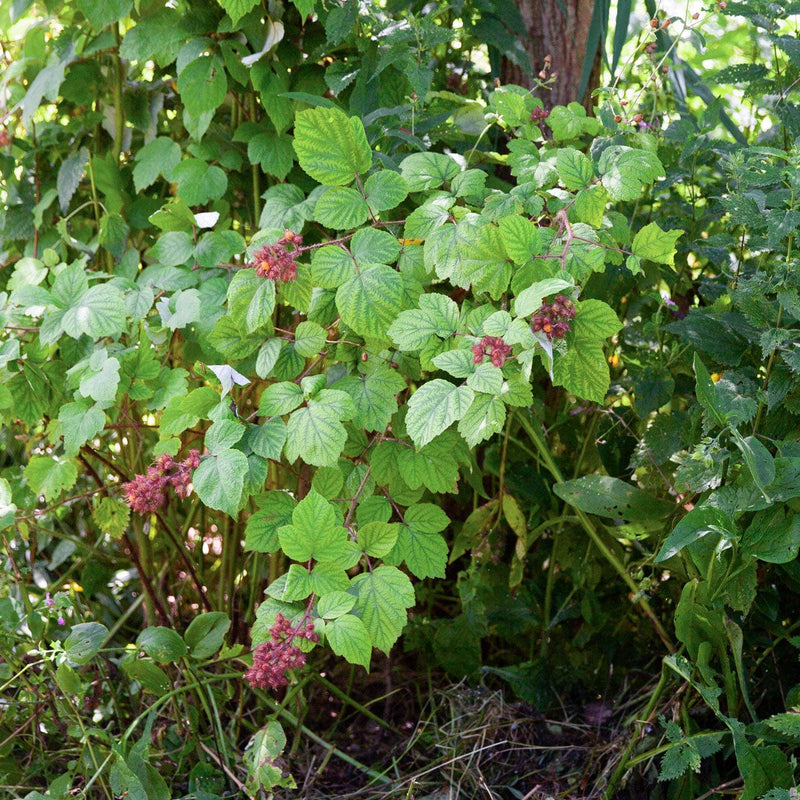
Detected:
[614,114,622,123]
[650,18,658,27]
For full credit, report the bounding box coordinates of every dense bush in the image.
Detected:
[3,1,800,798]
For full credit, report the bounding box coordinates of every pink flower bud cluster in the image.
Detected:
[252,230,303,283]
[471,336,513,367]
[531,294,576,341]
[123,450,201,514]
[245,614,319,691]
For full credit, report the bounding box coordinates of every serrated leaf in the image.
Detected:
[336,365,406,432]
[351,566,414,654]
[557,147,594,190]
[317,591,355,619]
[293,106,372,185]
[365,170,408,212]
[217,0,258,25]
[350,228,401,266]
[193,449,249,517]
[406,380,474,448]
[245,491,296,552]
[59,402,106,456]
[514,278,574,317]
[313,186,369,229]
[278,490,351,562]
[285,402,348,467]
[498,215,542,265]
[133,137,181,193]
[77,0,132,28]
[631,222,683,266]
[599,146,664,201]
[26,456,78,502]
[325,614,371,668]
[62,284,126,340]
[258,382,304,416]
[336,264,404,342]
[399,152,460,192]
[58,148,89,213]
[92,496,130,539]
[457,392,506,447]
[293,321,327,358]
[177,56,227,118]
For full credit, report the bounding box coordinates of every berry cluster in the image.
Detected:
[245,614,319,691]
[251,230,303,282]
[531,294,576,341]
[123,450,201,515]
[472,336,513,367]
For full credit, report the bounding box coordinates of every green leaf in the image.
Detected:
[136,627,187,663]
[336,264,404,342]
[248,132,294,180]
[325,614,371,669]
[278,490,352,563]
[65,622,109,665]
[741,507,800,564]
[133,137,181,193]
[693,354,729,428]
[193,449,249,517]
[92,496,130,539]
[388,292,459,350]
[177,56,228,118]
[244,491,296,553]
[77,0,132,28]
[630,222,683,266]
[547,103,602,141]
[77,352,121,408]
[399,152,460,192]
[406,380,474,449]
[62,284,126,340]
[460,223,512,299]
[457,392,506,448]
[217,0,258,25]
[358,521,399,558]
[258,382,304,416]
[172,159,227,206]
[293,106,372,185]
[599,146,664,201]
[58,148,89,213]
[515,278,574,317]
[350,228,401,266]
[498,215,542,265]
[655,506,734,562]
[556,147,594,190]
[285,401,350,467]
[733,432,775,498]
[245,418,287,461]
[205,420,245,453]
[311,245,357,289]
[336,365,406,432]
[121,658,170,696]
[228,269,276,334]
[59,402,106,456]
[313,186,369,229]
[317,591,355,619]
[351,566,414,654]
[365,170,408,212]
[25,456,78,502]
[184,612,231,659]
[554,475,675,521]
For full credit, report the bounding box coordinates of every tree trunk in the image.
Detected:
[501,0,603,113]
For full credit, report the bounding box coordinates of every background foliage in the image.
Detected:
[3,0,800,798]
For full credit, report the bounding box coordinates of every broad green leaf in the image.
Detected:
[227,269,276,334]
[351,566,414,654]
[631,222,683,266]
[388,527,448,579]
[184,612,231,659]
[293,106,372,185]
[59,402,106,456]
[258,382,304,416]
[121,658,170,696]
[336,264,404,342]
[733,431,775,499]
[394,435,461,493]
[404,194,454,240]
[244,491,296,552]
[311,245,357,289]
[457,392,506,448]
[246,417,287,461]
[65,622,108,665]
[205,420,245,454]
[278,490,352,562]
[350,228,401,266]
[325,614,372,668]
[177,56,227,118]
[498,215,542,265]
[655,506,733,562]
[193,449,249,517]
[62,284,126,340]
[554,475,675,521]
[556,147,594,190]
[218,0,259,25]
[78,352,121,408]
[136,627,187,663]
[172,159,227,206]
[460,223,511,299]
[741,507,800,564]
[336,365,406,432]
[285,402,349,467]
[25,456,78,502]
[313,187,369,229]
[599,146,664,201]
[92,496,130,539]
[317,591,356,619]
[293,321,327,358]
[389,292,459,351]
[399,152,460,192]
[133,137,181,193]
[77,0,132,28]
[364,170,408,211]
[358,521,399,558]
[693,354,729,428]
[151,231,194,267]
[466,363,504,394]
[406,380,474,449]
[547,102,602,141]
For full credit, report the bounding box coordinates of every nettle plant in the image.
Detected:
[1,94,681,674]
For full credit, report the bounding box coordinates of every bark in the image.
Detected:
[501,0,603,113]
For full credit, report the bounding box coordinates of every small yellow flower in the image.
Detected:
[711,372,722,383]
